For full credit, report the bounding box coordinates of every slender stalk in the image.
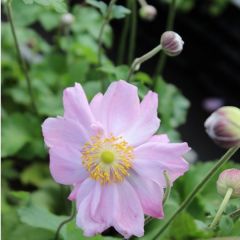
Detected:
[117,0,131,64]
[150,146,239,239]
[54,202,76,240]
[5,1,37,114]
[163,170,171,205]
[97,0,117,66]
[128,0,137,64]
[153,0,177,82]
[209,188,233,229]
[138,0,148,7]
[127,44,162,82]
[229,208,240,220]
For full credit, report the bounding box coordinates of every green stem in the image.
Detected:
[117,0,131,64]
[5,1,38,114]
[209,188,233,229]
[54,202,75,240]
[97,0,117,66]
[163,170,171,205]
[150,146,239,239]
[127,44,162,82]
[128,0,137,65]
[144,170,172,226]
[153,0,177,85]
[229,208,240,220]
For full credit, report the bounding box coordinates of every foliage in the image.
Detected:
[1,0,239,239]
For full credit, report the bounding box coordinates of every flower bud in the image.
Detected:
[217,169,240,198]
[204,106,240,148]
[139,5,157,21]
[61,13,75,26]
[160,31,184,57]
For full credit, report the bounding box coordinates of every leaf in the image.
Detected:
[18,204,68,237]
[2,113,31,157]
[20,163,51,187]
[156,76,190,129]
[218,215,234,236]
[111,5,131,19]
[86,0,107,15]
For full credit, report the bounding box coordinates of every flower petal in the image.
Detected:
[149,134,170,143]
[99,80,140,135]
[133,142,190,186]
[121,91,160,146]
[42,117,89,149]
[49,146,88,185]
[113,180,144,238]
[90,93,103,119]
[63,83,94,130]
[128,171,164,218]
[76,180,144,238]
[76,179,108,236]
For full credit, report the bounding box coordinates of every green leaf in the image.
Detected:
[86,0,107,15]
[218,215,234,236]
[156,76,190,129]
[111,5,131,19]
[20,163,51,187]
[18,204,68,237]
[2,113,31,157]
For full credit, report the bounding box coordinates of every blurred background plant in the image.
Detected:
[1,0,240,240]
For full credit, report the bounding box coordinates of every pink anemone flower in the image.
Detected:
[42,80,190,238]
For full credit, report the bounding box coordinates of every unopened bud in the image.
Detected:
[139,5,157,21]
[204,106,240,148]
[217,169,240,198]
[160,31,184,57]
[61,13,75,26]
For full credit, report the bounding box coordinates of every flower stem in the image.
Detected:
[128,0,137,65]
[163,170,171,205]
[209,188,233,229]
[150,146,239,239]
[117,0,131,64]
[144,170,171,226]
[153,0,177,82]
[97,0,117,66]
[229,208,240,220]
[5,1,38,114]
[54,201,75,240]
[127,44,162,82]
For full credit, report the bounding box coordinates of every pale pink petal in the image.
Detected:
[113,180,144,238]
[49,146,88,185]
[76,180,144,238]
[63,83,94,130]
[76,179,108,236]
[90,93,103,119]
[149,134,170,143]
[121,91,160,146]
[127,171,164,219]
[99,80,140,135]
[42,117,89,149]
[133,142,190,186]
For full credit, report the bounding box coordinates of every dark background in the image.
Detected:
[107,0,240,161]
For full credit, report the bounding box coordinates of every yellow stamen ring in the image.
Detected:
[81,134,134,184]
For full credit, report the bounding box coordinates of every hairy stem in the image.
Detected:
[97,0,117,66]
[54,202,75,240]
[5,1,38,114]
[153,0,177,83]
[209,188,233,229]
[117,0,131,64]
[128,0,137,64]
[150,146,239,239]
[127,44,162,82]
